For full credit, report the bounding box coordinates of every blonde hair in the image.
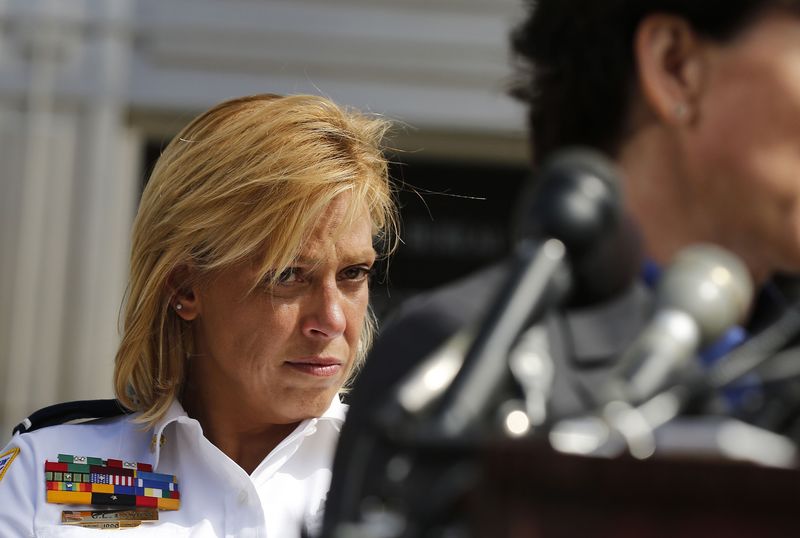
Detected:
[114,94,398,426]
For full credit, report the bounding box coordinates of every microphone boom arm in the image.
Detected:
[425,238,569,439]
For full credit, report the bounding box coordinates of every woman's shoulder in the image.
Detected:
[12,398,132,436]
[14,414,144,452]
[4,399,153,472]
[0,406,155,536]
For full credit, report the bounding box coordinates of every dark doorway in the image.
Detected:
[371,158,528,318]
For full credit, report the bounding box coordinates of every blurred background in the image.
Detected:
[0,0,529,441]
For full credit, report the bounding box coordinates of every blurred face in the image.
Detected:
[190,193,375,424]
[684,9,800,276]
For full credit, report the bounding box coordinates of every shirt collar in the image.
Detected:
[319,393,348,427]
[149,399,189,467]
[148,394,348,465]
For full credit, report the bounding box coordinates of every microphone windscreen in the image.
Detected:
[518,147,641,306]
[656,244,753,344]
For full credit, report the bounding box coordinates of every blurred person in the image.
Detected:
[0,93,397,536]
[350,0,800,429]
[323,2,800,530]
[516,0,800,283]
[338,0,800,425]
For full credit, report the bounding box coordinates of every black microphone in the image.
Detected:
[519,148,641,306]
[603,244,754,407]
[419,148,640,438]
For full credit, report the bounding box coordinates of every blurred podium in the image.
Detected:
[468,440,800,537]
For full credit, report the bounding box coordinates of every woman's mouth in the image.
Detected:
[284,357,343,377]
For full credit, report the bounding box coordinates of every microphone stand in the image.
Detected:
[413,237,569,440]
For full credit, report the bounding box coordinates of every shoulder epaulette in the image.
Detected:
[13,399,132,436]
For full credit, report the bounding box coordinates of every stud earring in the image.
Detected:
[674,102,688,121]
[175,303,183,311]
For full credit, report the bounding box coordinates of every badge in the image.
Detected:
[0,447,20,482]
[61,508,159,529]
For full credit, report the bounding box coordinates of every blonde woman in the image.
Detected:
[0,94,397,537]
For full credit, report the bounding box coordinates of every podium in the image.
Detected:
[469,440,800,537]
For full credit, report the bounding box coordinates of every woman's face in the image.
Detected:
[685,9,800,276]
[190,193,375,424]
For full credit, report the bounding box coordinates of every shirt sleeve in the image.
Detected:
[0,435,37,537]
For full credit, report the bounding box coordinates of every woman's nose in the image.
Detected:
[301,282,347,339]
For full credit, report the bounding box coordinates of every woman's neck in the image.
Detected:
[617,128,769,285]
[181,370,300,475]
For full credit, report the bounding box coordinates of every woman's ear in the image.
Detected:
[167,264,200,321]
[634,13,708,126]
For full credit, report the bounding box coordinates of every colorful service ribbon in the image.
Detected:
[44,454,180,511]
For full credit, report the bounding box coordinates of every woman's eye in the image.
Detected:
[277,268,301,284]
[340,266,372,281]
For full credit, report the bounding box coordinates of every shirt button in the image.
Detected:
[238,490,249,505]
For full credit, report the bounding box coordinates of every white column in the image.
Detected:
[0,0,139,442]
[60,0,139,405]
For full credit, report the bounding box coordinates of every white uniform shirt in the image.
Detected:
[0,396,347,537]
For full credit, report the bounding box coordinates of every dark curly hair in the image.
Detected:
[510,0,798,163]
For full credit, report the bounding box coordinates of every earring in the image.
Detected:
[175,303,183,311]
[674,102,688,121]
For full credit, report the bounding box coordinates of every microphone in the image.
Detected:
[417,148,640,438]
[519,148,641,306]
[603,244,754,407]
